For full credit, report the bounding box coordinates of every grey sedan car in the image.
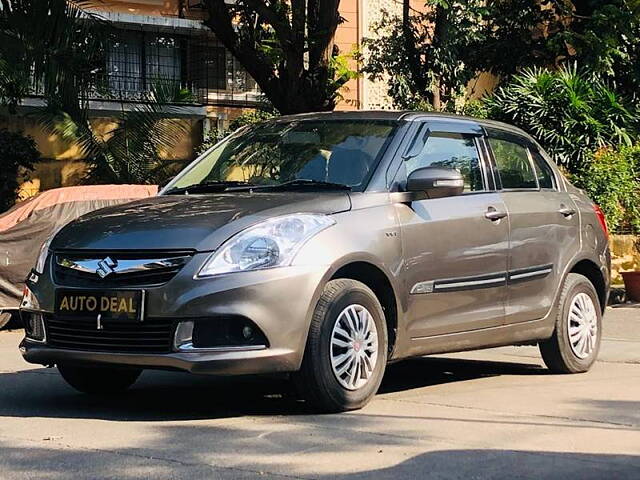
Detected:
[20,111,610,412]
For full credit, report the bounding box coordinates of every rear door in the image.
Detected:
[396,120,509,339]
[486,128,580,324]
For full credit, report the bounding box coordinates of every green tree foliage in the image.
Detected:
[202,0,357,114]
[364,1,640,111]
[484,66,639,173]
[42,82,193,184]
[0,0,107,116]
[362,0,557,111]
[571,146,640,233]
[0,0,193,184]
[0,129,40,212]
[548,0,640,99]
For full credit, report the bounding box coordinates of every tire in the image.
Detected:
[58,364,142,394]
[539,273,602,373]
[293,279,388,412]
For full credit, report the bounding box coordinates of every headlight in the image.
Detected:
[34,227,63,274]
[197,214,335,277]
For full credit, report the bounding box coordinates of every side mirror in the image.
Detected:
[407,167,464,199]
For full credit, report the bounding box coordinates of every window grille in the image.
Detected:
[27,26,261,108]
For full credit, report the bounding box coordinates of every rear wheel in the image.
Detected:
[539,273,602,373]
[58,364,142,394]
[293,279,388,412]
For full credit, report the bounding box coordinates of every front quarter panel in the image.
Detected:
[293,193,406,356]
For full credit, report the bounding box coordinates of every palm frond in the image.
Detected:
[485,66,639,173]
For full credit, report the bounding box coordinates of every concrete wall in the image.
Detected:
[3,115,203,198]
[610,235,640,285]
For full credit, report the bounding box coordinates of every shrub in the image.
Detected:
[571,145,640,233]
[485,66,639,174]
[0,128,40,212]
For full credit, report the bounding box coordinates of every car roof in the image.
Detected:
[275,110,537,144]
[275,110,411,122]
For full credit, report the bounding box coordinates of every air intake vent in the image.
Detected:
[45,315,174,353]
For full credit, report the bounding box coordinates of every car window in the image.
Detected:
[529,149,556,189]
[489,137,538,189]
[169,120,398,192]
[405,132,484,192]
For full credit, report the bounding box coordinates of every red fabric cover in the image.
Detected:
[0,185,157,309]
[0,185,158,233]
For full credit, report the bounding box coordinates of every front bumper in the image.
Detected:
[20,262,330,375]
[20,340,299,375]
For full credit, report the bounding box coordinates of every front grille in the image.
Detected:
[53,251,193,288]
[45,315,175,353]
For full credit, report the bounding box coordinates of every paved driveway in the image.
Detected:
[0,307,638,479]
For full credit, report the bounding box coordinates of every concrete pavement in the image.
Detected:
[0,307,638,479]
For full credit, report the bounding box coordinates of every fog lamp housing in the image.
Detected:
[23,312,46,343]
[173,317,268,352]
[173,320,194,351]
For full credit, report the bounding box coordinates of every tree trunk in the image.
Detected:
[403,0,429,102]
[203,0,341,115]
[432,78,441,111]
[431,4,448,111]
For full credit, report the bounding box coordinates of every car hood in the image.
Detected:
[51,192,351,252]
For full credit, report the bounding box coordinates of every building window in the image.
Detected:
[187,41,227,91]
[145,35,182,85]
[228,56,257,93]
[106,31,182,95]
[107,31,143,93]
[102,29,259,104]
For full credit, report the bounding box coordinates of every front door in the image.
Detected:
[397,124,509,339]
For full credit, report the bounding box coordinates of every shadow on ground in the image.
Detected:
[2,353,639,479]
[0,356,547,422]
[334,450,640,479]
[1,443,638,480]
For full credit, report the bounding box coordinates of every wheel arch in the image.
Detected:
[329,261,399,358]
[568,259,608,313]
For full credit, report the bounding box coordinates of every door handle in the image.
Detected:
[558,205,576,217]
[485,207,507,221]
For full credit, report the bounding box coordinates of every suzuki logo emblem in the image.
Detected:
[96,257,117,278]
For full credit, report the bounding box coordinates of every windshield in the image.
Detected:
[165,119,398,193]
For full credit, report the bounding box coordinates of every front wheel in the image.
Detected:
[58,364,142,394]
[539,273,602,373]
[293,279,388,412]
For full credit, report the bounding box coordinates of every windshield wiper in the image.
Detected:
[164,181,256,195]
[252,179,352,191]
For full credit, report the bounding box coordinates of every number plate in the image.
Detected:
[55,290,143,322]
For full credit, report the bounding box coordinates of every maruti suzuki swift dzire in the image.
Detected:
[20,111,610,412]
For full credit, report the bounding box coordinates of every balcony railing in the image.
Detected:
[26,31,262,109]
[28,75,261,108]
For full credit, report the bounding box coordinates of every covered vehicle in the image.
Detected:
[0,185,157,327]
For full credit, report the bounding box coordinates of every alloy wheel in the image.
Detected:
[330,304,379,390]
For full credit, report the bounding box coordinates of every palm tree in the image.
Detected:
[43,81,194,184]
[0,0,191,184]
